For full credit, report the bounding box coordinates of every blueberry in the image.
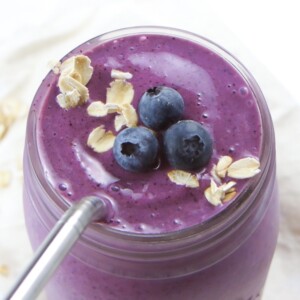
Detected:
[113,127,159,172]
[138,86,184,130]
[164,120,213,171]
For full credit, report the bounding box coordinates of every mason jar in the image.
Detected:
[23,26,279,300]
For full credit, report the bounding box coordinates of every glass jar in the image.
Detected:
[23,26,279,300]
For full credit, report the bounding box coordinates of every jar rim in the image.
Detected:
[26,25,275,258]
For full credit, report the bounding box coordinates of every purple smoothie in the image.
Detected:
[36,33,261,233]
[23,27,279,299]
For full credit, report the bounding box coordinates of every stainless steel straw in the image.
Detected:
[4,196,108,300]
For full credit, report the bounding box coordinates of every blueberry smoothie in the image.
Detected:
[23,27,279,299]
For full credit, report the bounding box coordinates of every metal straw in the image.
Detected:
[4,196,108,300]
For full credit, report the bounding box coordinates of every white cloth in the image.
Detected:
[1,0,299,299]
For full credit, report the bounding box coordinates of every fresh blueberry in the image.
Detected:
[113,127,159,172]
[164,120,213,171]
[138,86,184,130]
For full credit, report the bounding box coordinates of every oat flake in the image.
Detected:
[204,179,237,206]
[0,170,12,188]
[87,126,115,153]
[111,69,133,80]
[0,264,9,276]
[87,101,120,117]
[114,114,127,131]
[57,55,93,109]
[167,170,199,188]
[216,156,233,178]
[120,103,138,128]
[106,79,134,105]
[227,157,260,179]
[223,189,237,203]
[60,55,93,85]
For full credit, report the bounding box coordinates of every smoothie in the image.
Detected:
[36,33,261,233]
[23,27,279,300]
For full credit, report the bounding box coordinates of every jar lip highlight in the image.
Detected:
[26,25,275,256]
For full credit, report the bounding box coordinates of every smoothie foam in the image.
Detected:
[36,33,262,234]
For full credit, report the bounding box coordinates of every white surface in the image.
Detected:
[1,0,300,299]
